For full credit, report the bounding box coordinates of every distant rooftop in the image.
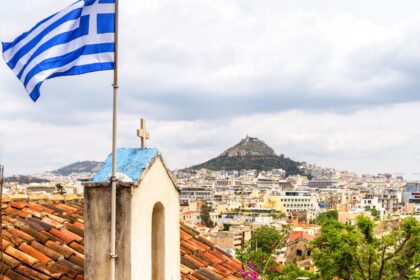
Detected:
[92,148,158,183]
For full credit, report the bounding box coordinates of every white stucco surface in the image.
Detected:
[131,158,180,280]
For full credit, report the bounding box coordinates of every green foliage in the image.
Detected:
[356,215,374,243]
[312,216,420,280]
[236,226,288,278]
[249,226,282,254]
[312,210,338,225]
[365,205,380,219]
[272,264,317,280]
[200,203,215,228]
[222,224,232,231]
[270,213,286,220]
[312,219,357,279]
[55,183,66,195]
[191,155,301,175]
[236,247,279,278]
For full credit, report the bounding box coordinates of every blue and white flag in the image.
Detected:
[2,0,115,102]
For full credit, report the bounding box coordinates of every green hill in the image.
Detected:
[190,136,301,175]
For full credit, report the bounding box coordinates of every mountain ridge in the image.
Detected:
[52,160,103,176]
[188,136,301,175]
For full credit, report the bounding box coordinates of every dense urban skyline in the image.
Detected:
[1,0,420,177]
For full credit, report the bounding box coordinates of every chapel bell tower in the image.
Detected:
[84,119,180,280]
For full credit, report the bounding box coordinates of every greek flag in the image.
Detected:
[2,0,115,102]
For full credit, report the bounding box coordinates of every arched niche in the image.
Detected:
[152,202,165,280]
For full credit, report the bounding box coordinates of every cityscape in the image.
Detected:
[1,135,419,279]
[1,0,420,279]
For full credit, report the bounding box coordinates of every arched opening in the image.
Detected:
[296,249,303,257]
[152,202,165,280]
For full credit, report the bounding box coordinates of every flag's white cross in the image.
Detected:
[82,2,114,35]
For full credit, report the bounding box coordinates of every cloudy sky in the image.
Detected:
[1,0,420,178]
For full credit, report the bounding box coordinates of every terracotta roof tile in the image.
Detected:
[57,259,83,274]
[47,214,69,224]
[18,225,51,244]
[68,254,84,268]
[22,207,44,218]
[42,217,65,230]
[4,246,39,266]
[2,251,21,268]
[55,214,77,224]
[44,241,74,259]
[0,263,11,274]
[49,228,75,244]
[7,228,36,243]
[0,263,12,274]
[54,204,78,214]
[28,203,53,214]
[18,243,52,264]
[1,199,242,280]
[31,241,64,261]
[26,217,54,232]
[181,264,193,275]
[0,274,11,280]
[64,224,84,238]
[33,262,67,279]
[42,205,64,214]
[38,230,62,244]
[59,229,83,243]
[286,231,315,244]
[194,268,224,280]
[68,242,84,254]
[2,230,25,246]
[5,268,31,280]
[5,207,30,219]
[9,201,28,210]
[14,264,51,280]
[180,230,193,240]
[72,222,84,231]
[1,239,11,250]
[61,245,84,261]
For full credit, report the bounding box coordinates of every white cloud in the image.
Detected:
[1,0,420,177]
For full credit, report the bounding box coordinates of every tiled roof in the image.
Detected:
[93,148,159,183]
[0,196,85,280]
[286,231,315,244]
[180,224,243,280]
[0,195,243,280]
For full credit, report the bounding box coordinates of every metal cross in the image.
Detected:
[137,118,150,148]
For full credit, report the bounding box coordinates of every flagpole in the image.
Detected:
[110,0,119,278]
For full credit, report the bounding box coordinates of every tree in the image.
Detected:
[55,183,66,194]
[200,203,215,228]
[222,224,232,231]
[312,216,420,280]
[365,206,379,219]
[312,210,338,225]
[249,226,283,254]
[273,264,317,280]
[236,226,287,279]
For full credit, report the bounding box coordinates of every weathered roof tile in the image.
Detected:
[31,241,64,261]
[5,268,31,280]
[4,246,39,266]
[45,241,74,259]
[7,228,36,243]
[14,264,51,280]
[19,243,52,264]
[1,199,242,280]
[49,228,75,244]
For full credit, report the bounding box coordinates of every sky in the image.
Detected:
[1,0,420,178]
